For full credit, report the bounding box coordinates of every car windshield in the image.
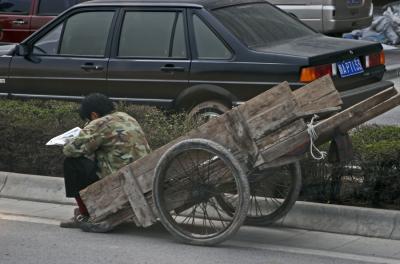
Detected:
[212,3,316,48]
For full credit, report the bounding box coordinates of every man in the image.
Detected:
[60,93,151,231]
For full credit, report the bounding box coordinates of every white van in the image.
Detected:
[269,0,374,34]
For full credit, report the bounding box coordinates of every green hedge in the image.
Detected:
[0,98,399,209]
[300,125,400,209]
[0,98,192,177]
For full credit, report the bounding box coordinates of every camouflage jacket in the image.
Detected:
[63,112,151,179]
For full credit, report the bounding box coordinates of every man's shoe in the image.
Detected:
[79,219,113,233]
[60,214,89,228]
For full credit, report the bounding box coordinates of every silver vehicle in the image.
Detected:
[269,0,373,34]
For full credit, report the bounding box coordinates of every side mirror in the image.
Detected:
[15,44,29,56]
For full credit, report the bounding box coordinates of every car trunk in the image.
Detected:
[254,35,381,65]
[253,35,384,92]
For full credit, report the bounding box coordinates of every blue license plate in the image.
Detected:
[337,58,364,78]
[347,0,361,6]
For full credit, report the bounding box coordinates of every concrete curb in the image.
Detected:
[276,201,400,240]
[0,172,74,205]
[1,171,400,240]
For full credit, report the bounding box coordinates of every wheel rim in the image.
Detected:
[247,164,297,219]
[216,162,301,223]
[193,108,225,125]
[153,139,249,244]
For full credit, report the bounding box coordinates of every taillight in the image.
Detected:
[300,64,333,83]
[365,51,385,68]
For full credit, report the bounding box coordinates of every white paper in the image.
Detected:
[46,127,82,146]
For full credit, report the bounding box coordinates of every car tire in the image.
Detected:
[188,100,231,123]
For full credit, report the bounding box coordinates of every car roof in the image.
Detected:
[80,0,268,10]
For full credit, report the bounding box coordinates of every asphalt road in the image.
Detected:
[1,219,399,264]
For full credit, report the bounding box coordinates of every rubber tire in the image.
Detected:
[153,138,250,246]
[188,100,230,121]
[245,161,302,225]
[215,161,302,226]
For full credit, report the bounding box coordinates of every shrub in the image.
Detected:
[300,125,400,209]
[0,98,192,177]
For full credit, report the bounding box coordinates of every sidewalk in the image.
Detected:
[1,171,400,240]
[1,197,400,263]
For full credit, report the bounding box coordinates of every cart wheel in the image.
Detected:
[216,161,301,225]
[153,139,250,246]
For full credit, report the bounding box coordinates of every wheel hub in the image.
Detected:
[192,184,213,203]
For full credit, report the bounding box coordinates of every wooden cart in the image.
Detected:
[80,76,400,246]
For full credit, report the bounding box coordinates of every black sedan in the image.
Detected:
[0,0,392,117]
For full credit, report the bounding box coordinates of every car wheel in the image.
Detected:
[188,100,231,123]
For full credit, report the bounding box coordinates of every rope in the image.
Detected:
[307,115,327,160]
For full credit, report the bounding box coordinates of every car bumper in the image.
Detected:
[340,80,394,109]
[322,7,373,33]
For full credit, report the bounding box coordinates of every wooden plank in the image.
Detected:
[314,86,398,142]
[97,206,140,230]
[223,108,260,167]
[299,92,343,114]
[338,90,399,134]
[258,87,399,165]
[121,166,157,227]
[80,171,127,220]
[255,119,307,165]
[239,81,293,119]
[293,75,342,109]
[248,98,300,140]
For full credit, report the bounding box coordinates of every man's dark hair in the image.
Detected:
[79,93,115,120]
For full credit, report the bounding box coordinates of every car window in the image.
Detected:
[60,11,114,56]
[33,23,63,55]
[192,14,231,60]
[0,0,31,14]
[212,3,316,48]
[118,11,186,58]
[37,0,80,16]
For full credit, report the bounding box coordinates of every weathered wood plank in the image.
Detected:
[255,119,307,165]
[121,166,156,227]
[98,206,140,230]
[337,89,399,134]
[293,75,342,110]
[258,87,399,165]
[80,171,127,220]
[248,98,300,140]
[314,86,398,142]
[239,82,293,119]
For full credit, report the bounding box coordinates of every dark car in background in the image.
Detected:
[0,0,392,117]
[0,0,83,43]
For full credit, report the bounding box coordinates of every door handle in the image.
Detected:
[160,64,185,72]
[81,64,104,71]
[12,19,27,25]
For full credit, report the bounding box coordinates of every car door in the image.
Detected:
[107,8,190,106]
[0,0,33,43]
[7,8,117,97]
[188,9,253,103]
